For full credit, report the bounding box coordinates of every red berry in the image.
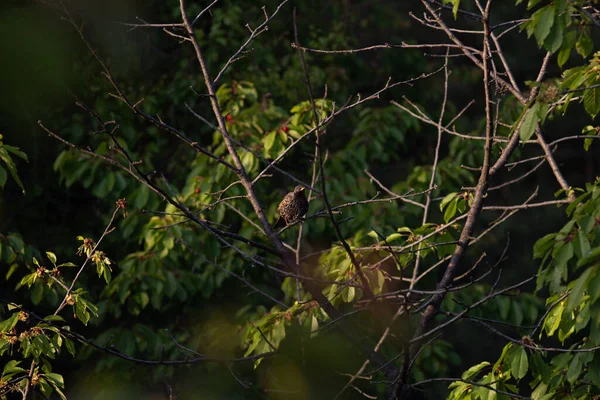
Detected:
[195,188,200,194]
[226,115,233,121]
[282,125,289,133]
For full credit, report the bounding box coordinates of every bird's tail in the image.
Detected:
[273,217,285,229]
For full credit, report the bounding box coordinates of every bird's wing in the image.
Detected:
[277,193,291,213]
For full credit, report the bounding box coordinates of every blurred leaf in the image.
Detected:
[575,29,593,58]
[0,166,7,189]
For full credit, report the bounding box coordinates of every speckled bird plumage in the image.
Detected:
[275,185,309,227]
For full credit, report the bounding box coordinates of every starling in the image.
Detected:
[274,185,309,228]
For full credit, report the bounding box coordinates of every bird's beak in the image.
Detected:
[300,187,305,191]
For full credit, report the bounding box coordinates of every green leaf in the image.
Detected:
[18,273,35,288]
[46,251,57,265]
[442,0,460,18]
[554,241,573,268]
[519,103,540,142]
[53,386,67,400]
[75,299,91,325]
[566,353,583,383]
[557,30,576,68]
[589,271,600,304]
[3,145,28,161]
[0,312,20,332]
[566,191,591,216]
[0,166,7,189]
[102,262,112,283]
[5,263,18,280]
[64,338,76,356]
[531,382,551,399]
[43,315,66,322]
[367,230,379,240]
[572,230,591,260]
[585,356,600,388]
[165,271,177,297]
[511,302,524,326]
[31,282,43,305]
[575,29,593,58]
[57,262,77,268]
[272,320,286,345]
[578,215,595,234]
[440,192,458,211]
[134,186,150,209]
[583,85,600,119]
[533,233,556,259]
[311,315,319,335]
[584,137,594,151]
[576,246,600,269]
[43,372,64,388]
[534,6,555,46]
[443,198,458,223]
[544,301,563,337]
[565,267,594,314]
[0,148,25,193]
[263,130,277,152]
[461,361,490,380]
[138,292,149,308]
[537,102,550,124]
[240,151,256,172]
[510,346,529,379]
[530,352,551,384]
[497,296,510,320]
[553,0,567,12]
[3,360,26,374]
[342,286,355,303]
[7,235,24,253]
[385,233,403,243]
[38,379,53,398]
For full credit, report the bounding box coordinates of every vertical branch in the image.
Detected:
[21,362,35,400]
[410,50,450,290]
[292,8,374,298]
[419,1,576,201]
[394,2,495,396]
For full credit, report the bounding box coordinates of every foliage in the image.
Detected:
[0,137,27,194]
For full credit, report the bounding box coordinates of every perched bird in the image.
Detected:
[274,185,309,228]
